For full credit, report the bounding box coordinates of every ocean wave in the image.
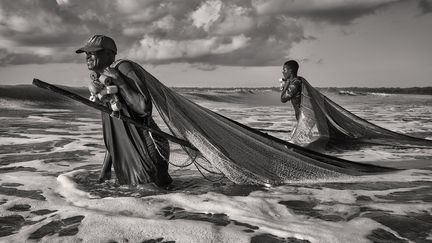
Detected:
[368,92,392,96]
[1,85,280,106]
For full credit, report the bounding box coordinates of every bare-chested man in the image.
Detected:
[280,60,305,121]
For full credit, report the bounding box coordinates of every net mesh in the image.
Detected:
[290,80,432,148]
[128,62,396,185]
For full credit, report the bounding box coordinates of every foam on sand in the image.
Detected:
[50,170,384,243]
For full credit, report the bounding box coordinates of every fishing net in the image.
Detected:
[290,80,432,149]
[118,61,396,186]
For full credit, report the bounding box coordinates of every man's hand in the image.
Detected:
[279,78,287,91]
[101,67,124,112]
[96,85,118,101]
[89,80,104,94]
[97,68,122,101]
[102,67,125,86]
[88,80,105,102]
[105,85,118,94]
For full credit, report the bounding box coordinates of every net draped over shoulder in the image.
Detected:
[124,61,398,186]
[290,80,432,149]
[101,60,172,187]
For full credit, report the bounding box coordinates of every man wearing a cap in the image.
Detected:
[280,60,304,121]
[76,35,172,187]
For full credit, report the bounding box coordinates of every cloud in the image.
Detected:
[0,0,404,67]
[252,0,402,25]
[213,5,255,36]
[123,0,307,67]
[129,34,250,62]
[191,0,222,31]
[0,48,53,65]
[418,0,432,15]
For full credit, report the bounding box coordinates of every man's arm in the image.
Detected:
[281,79,301,103]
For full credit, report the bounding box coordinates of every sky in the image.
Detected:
[0,0,431,88]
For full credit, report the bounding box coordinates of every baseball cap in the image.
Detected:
[75,35,117,54]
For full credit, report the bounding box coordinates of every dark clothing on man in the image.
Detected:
[101,59,172,187]
[281,76,304,120]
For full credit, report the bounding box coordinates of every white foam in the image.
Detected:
[57,170,99,201]
[27,115,55,122]
[0,135,55,146]
[0,99,35,110]
[51,173,380,242]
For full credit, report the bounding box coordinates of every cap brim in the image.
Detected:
[75,46,103,54]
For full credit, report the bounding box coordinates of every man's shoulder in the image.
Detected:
[111,59,132,69]
[291,77,304,85]
[111,59,137,74]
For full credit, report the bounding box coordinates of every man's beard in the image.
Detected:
[87,57,98,70]
[87,58,107,72]
[87,52,114,72]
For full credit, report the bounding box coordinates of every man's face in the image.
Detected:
[282,65,292,79]
[85,50,109,72]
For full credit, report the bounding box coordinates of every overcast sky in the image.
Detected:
[0,0,431,87]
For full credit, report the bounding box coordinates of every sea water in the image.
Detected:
[0,87,431,243]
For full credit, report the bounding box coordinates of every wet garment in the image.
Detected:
[290,79,432,149]
[101,59,172,186]
[281,77,304,120]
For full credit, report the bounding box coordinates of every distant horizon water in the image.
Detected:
[1,82,432,90]
[1,62,431,89]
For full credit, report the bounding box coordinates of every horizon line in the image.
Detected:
[1,83,432,90]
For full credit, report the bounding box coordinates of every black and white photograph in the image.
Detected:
[0,0,431,242]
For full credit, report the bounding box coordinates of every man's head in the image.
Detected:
[76,35,117,73]
[282,60,299,79]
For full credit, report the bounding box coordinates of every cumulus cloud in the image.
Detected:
[0,48,54,65]
[418,0,432,15]
[191,0,222,31]
[213,5,255,36]
[252,0,402,24]
[0,0,404,67]
[129,35,250,63]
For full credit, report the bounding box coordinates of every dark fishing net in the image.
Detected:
[290,80,432,149]
[123,61,396,186]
